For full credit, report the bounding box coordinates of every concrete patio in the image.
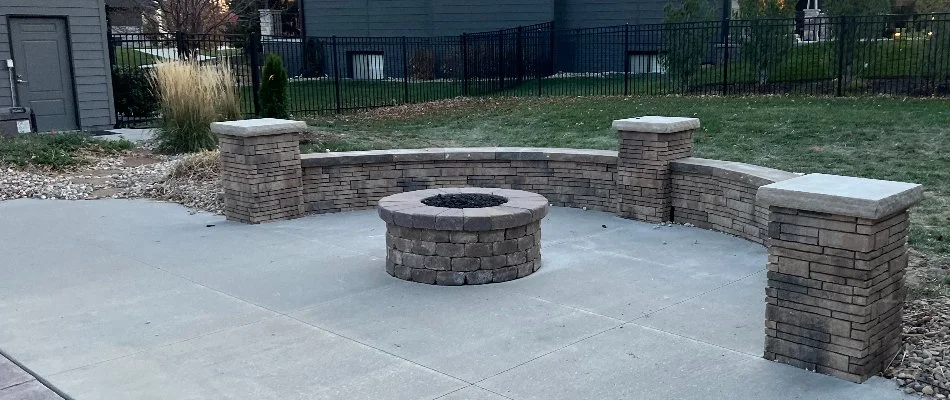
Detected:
[0,199,909,400]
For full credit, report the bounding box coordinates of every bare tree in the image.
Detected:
[134,0,256,34]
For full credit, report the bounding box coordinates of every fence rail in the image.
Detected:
[109,13,950,126]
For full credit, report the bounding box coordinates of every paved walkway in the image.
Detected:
[100,128,155,144]
[1,353,63,400]
[0,199,908,400]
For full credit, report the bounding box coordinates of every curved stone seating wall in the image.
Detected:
[670,158,801,244]
[299,149,798,245]
[300,148,618,214]
[214,117,924,384]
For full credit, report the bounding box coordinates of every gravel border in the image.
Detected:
[0,149,222,214]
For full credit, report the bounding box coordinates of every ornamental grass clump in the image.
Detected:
[152,61,240,153]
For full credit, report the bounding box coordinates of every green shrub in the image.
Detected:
[410,50,438,80]
[661,0,718,89]
[916,0,950,13]
[822,0,890,16]
[260,53,289,118]
[0,133,133,169]
[152,61,240,153]
[112,67,158,119]
[737,0,796,85]
[303,38,326,78]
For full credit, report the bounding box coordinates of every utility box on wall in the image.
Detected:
[0,107,34,137]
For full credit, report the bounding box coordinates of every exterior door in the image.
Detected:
[9,17,78,132]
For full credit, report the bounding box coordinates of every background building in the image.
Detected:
[1,0,116,131]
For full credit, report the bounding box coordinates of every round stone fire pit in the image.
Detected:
[377,188,549,285]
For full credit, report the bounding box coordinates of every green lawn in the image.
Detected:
[303,96,950,263]
[113,47,159,67]
[241,79,465,115]
[259,37,949,116]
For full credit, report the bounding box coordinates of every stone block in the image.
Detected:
[465,270,493,285]
[410,268,437,284]
[757,174,923,220]
[492,267,519,283]
[402,253,426,269]
[480,255,508,270]
[493,239,519,255]
[394,265,412,280]
[436,271,466,286]
[479,230,505,242]
[435,243,465,257]
[612,116,701,134]
[410,240,437,256]
[450,231,479,244]
[424,256,451,271]
[464,243,493,257]
[451,258,480,272]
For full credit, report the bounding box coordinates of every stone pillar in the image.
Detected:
[212,118,306,224]
[613,116,699,222]
[259,9,281,36]
[757,173,924,382]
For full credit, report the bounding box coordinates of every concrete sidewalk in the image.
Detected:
[0,199,908,400]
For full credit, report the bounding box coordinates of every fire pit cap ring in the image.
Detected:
[377,188,549,231]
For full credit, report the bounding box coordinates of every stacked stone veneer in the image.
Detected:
[301,148,617,214]
[759,174,923,383]
[378,188,548,285]
[212,119,307,224]
[670,158,800,244]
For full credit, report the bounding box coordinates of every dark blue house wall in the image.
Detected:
[305,0,432,36]
[303,0,676,38]
[553,0,666,30]
[368,0,432,36]
[430,0,553,35]
[297,0,724,78]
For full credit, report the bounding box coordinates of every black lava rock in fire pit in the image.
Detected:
[422,193,508,209]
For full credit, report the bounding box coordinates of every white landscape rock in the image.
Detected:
[0,151,223,213]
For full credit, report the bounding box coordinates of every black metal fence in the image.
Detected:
[109,14,950,126]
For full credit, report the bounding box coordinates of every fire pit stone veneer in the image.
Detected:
[378,188,549,285]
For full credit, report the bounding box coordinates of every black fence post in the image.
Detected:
[836,17,847,97]
[461,33,469,96]
[548,22,556,76]
[537,27,543,97]
[331,36,342,113]
[498,31,505,90]
[623,23,630,96]
[721,20,731,96]
[720,0,731,95]
[402,36,410,104]
[516,26,524,85]
[248,33,263,117]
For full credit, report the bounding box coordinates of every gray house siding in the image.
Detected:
[0,0,115,131]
